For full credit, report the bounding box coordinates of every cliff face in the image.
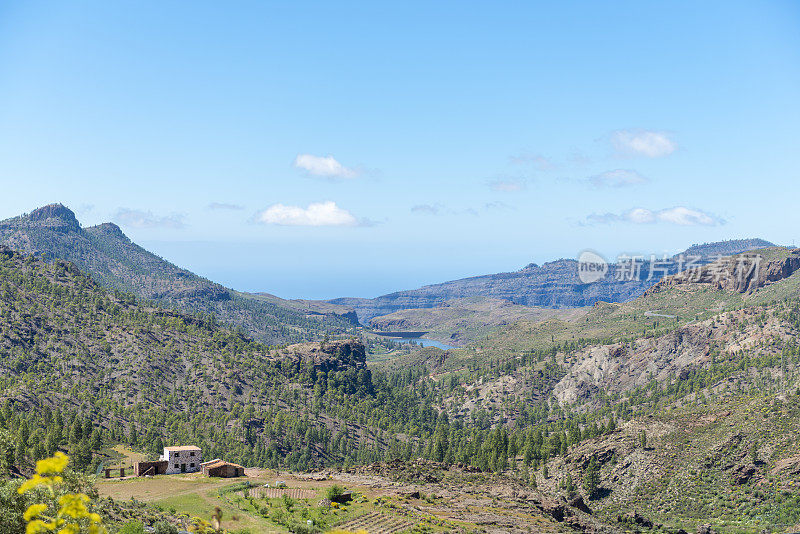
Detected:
[332,240,778,323]
[648,249,800,295]
[332,259,656,323]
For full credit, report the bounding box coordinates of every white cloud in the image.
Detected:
[113,208,185,229]
[657,206,719,226]
[294,154,358,179]
[627,207,656,224]
[585,206,722,226]
[611,129,677,158]
[255,201,358,227]
[589,169,647,188]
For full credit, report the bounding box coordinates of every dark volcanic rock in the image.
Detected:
[619,511,653,528]
[569,494,592,514]
[732,464,757,485]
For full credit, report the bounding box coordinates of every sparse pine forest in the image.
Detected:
[3,243,800,531]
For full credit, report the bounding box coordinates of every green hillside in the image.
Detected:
[0,204,357,345]
[2,244,800,532]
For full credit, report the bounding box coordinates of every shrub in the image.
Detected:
[153,521,178,534]
[118,521,145,534]
[326,485,345,501]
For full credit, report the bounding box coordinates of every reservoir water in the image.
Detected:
[379,336,455,350]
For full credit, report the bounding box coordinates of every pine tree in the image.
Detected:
[583,456,600,498]
[565,474,575,496]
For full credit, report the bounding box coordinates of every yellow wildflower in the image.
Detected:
[37,452,69,475]
[25,519,51,534]
[24,504,48,521]
[18,453,106,534]
[58,494,90,519]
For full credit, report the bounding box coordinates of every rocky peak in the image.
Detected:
[27,204,81,231]
[88,222,129,241]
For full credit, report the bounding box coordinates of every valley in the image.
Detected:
[2,4,795,533]
[1,205,799,533]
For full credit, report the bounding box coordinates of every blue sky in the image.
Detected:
[1,1,798,298]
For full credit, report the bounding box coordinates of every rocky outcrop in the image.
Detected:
[27,203,81,231]
[731,464,757,485]
[649,249,800,295]
[282,339,367,373]
[553,306,797,407]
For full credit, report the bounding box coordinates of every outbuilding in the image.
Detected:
[202,459,246,478]
[133,460,168,476]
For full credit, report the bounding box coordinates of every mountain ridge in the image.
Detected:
[0,203,357,344]
[332,238,778,323]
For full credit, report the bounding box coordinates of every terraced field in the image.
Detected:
[336,511,415,534]
[240,486,318,499]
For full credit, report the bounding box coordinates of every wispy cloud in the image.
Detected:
[484,201,513,211]
[294,154,358,179]
[611,129,677,158]
[411,202,512,216]
[488,177,527,192]
[207,202,243,211]
[509,152,554,170]
[411,204,442,215]
[113,208,185,229]
[584,206,723,226]
[588,169,647,188]
[255,201,363,227]
[568,150,592,167]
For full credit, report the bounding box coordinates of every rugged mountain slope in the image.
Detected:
[365,250,800,532]
[540,394,800,532]
[331,238,776,323]
[374,247,800,426]
[0,204,356,344]
[3,244,798,532]
[0,246,435,471]
[446,247,800,361]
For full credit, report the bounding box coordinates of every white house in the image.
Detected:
[160,446,202,474]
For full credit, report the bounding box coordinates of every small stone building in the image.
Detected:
[160,446,202,474]
[134,460,168,476]
[202,459,245,478]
